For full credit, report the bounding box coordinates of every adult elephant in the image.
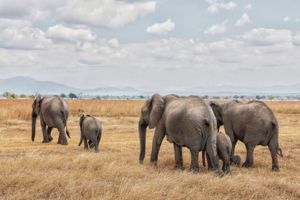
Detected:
[139,94,220,172]
[210,100,283,171]
[32,95,70,145]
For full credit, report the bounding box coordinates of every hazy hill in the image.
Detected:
[0,76,299,97]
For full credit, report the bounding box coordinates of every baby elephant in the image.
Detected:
[203,132,240,173]
[79,115,102,152]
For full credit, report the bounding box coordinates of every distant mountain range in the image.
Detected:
[0,76,299,97]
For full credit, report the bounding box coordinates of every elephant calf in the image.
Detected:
[79,115,102,152]
[203,132,240,173]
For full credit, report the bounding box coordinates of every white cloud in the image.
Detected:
[206,0,237,14]
[57,0,156,28]
[244,4,252,10]
[46,24,96,43]
[0,26,51,49]
[283,16,290,22]
[204,21,227,35]
[235,13,251,27]
[242,28,292,45]
[108,38,119,48]
[146,19,175,34]
[293,33,300,45]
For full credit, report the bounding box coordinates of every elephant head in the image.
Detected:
[139,94,165,163]
[31,95,43,142]
[210,102,223,130]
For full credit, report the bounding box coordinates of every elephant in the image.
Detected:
[139,94,221,173]
[202,131,239,173]
[210,100,283,171]
[79,114,102,152]
[32,95,70,145]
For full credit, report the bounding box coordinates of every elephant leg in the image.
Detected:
[40,118,49,143]
[206,152,213,170]
[268,139,279,171]
[173,143,183,169]
[222,154,231,174]
[47,127,53,142]
[150,125,165,165]
[83,137,88,149]
[91,135,99,152]
[230,139,240,165]
[57,126,68,145]
[242,143,255,168]
[189,149,199,172]
[97,133,101,151]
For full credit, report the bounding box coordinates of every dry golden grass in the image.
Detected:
[0,99,299,200]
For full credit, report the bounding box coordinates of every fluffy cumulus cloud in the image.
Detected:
[283,16,290,22]
[235,13,251,27]
[242,28,292,45]
[206,0,237,14]
[293,33,300,45]
[204,21,227,35]
[0,26,51,49]
[244,4,252,10]
[46,24,96,43]
[146,19,175,34]
[57,0,156,28]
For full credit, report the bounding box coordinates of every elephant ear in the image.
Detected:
[209,102,223,130]
[32,95,42,114]
[148,94,165,129]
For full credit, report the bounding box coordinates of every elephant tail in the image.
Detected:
[78,135,83,146]
[202,151,206,167]
[61,110,70,138]
[272,121,283,157]
[66,125,70,139]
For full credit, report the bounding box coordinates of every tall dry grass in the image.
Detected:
[0,99,299,200]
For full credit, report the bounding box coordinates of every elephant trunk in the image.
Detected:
[139,117,147,164]
[202,151,206,167]
[31,112,37,142]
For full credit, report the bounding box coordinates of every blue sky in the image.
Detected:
[0,0,299,89]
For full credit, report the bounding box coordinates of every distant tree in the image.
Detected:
[60,93,66,98]
[3,91,10,98]
[233,95,239,99]
[256,95,262,100]
[3,91,17,99]
[19,94,27,98]
[68,93,78,98]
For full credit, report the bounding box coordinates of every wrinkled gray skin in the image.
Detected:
[210,100,283,171]
[32,95,70,145]
[202,132,235,174]
[139,94,221,173]
[79,115,102,152]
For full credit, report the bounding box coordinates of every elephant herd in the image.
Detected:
[31,94,283,176]
[31,95,102,152]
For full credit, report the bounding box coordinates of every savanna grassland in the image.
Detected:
[0,99,299,200]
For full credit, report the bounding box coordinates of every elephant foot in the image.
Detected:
[48,136,53,142]
[150,160,157,167]
[222,166,231,174]
[242,161,253,168]
[57,135,68,145]
[231,155,241,166]
[174,164,184,170]
[57,139,68,145]
[95,149,99,153]
[272,165,280,172]
[189,166,199,173]
[214,169,225,177]
[42,140,50,143]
